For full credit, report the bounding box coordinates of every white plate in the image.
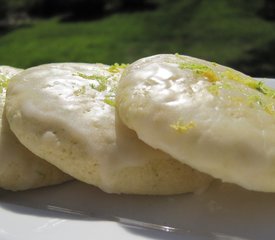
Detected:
[0,181,210,240]
[1,78,274,240]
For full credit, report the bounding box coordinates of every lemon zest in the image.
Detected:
[264,103,275,115]
[179,62,218,82]
[170,121,196,133]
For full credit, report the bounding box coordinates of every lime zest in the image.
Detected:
[108,63,128,73]
[222,70,275,98]
[0,74,8,93]
[247,95,263,107]
[175,53,187,61]
[248,95,275,115]
[77,72,109,92]
[178,62,218,82]
[104,95,116,107]
[255,81,275,98]
[75,71,119,106]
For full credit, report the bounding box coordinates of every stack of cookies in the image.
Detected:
[1,54,274,195]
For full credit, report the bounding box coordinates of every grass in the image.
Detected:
[0,0,275,76]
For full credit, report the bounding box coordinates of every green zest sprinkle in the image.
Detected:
[247,95,275,115]
[247,95,263,107]
[170,120,196,133]
[175,53,187,61]
[0,74,8,93]
[77,72,109,92]
[178,62,218,82]
[89,79,107,92]
[222,70,275,98]
[76,71,118,106]
[104,95,116,107]
[255,81,275,98]
[108,63,128,73]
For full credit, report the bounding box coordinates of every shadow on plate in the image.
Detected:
[1,180,275,240]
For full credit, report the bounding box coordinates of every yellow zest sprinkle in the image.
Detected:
[202,71,218,82]
[170,120,196,133]
[207,82,234,96]
[264,103,275,115]
[222,70,256,88]
[73,86,86,96]
[178,62,218,82]
[108,63,128,73]
[207,84,220,95]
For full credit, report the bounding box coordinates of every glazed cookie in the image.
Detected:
[117,54,275,192]
[0,66,71,191]
[5,63,211,195]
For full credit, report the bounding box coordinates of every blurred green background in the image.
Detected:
[0,0,275,77]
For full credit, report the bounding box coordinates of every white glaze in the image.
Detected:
[117,54,275,192]
[5,63,208,194]
[0,66,70,191]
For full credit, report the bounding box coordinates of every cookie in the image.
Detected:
[117,54,275,192]
[5,63,211,195]
[0,66,71,191]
